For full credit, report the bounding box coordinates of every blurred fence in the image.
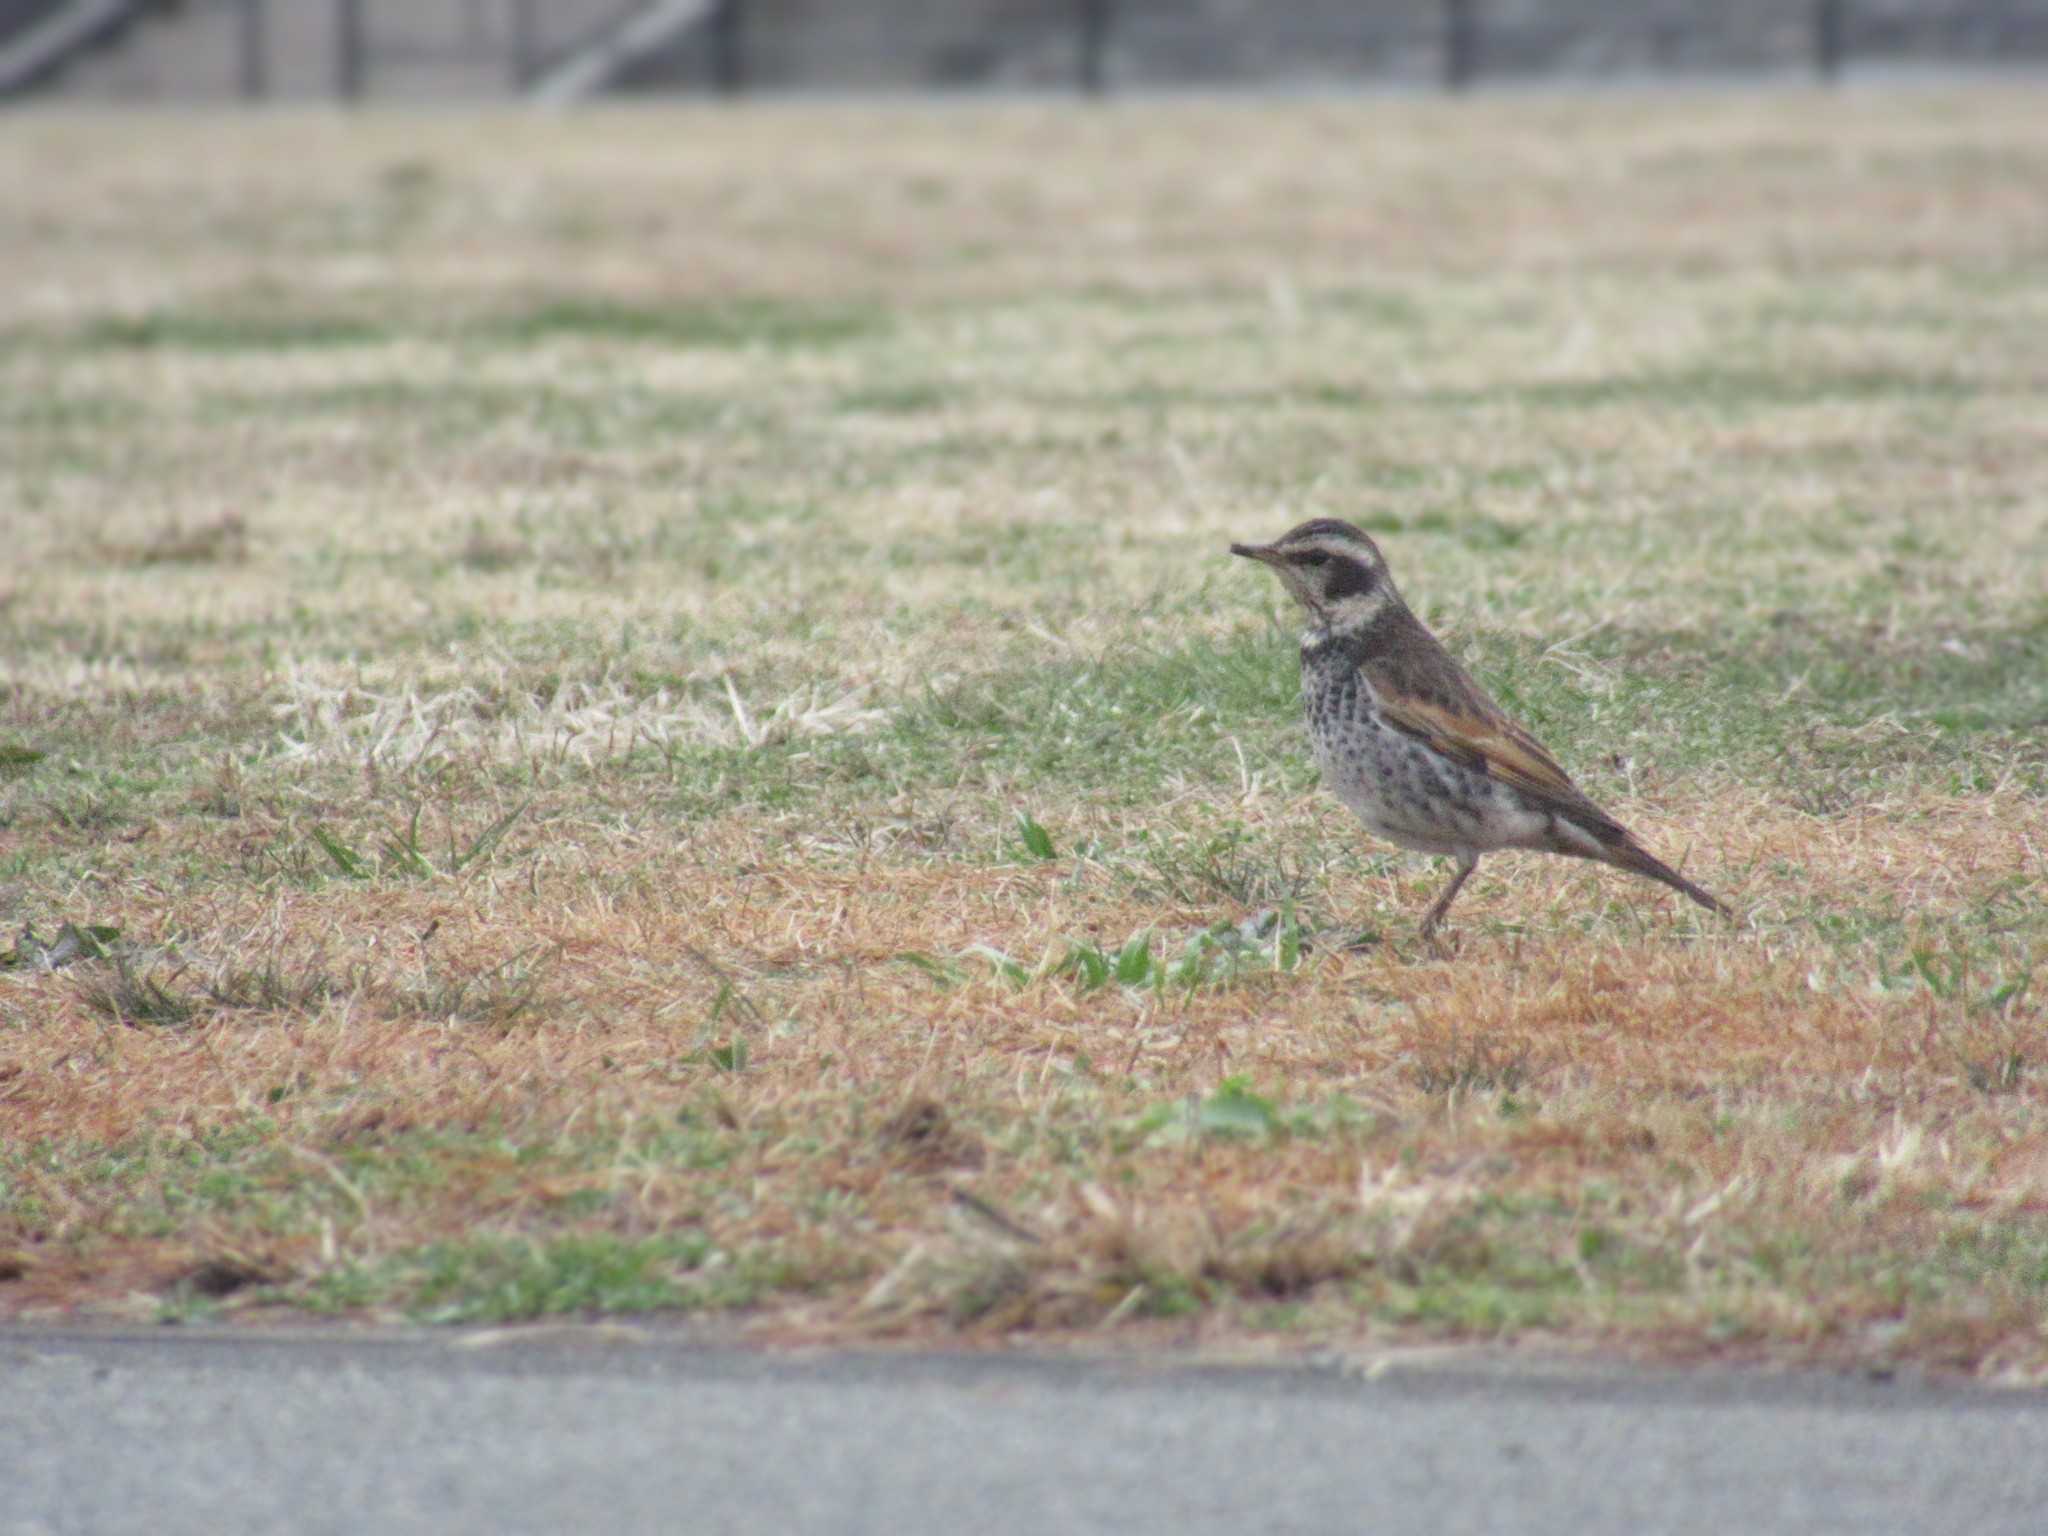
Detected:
[7,0,2047,103]
[649,0,2048,93]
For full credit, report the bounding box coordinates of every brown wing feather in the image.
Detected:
[1352,608,1731,918]
[1361,621,1626,841]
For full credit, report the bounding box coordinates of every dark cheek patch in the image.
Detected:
[1324,557,1378,601]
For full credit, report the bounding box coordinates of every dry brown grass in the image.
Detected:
[5,780,2044,1366]
[2,90,2045,1372]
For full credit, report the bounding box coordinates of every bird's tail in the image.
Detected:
[1607,839,1733,920]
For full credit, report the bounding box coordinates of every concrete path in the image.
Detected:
[4,1328,2045,1536]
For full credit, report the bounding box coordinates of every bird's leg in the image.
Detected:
[1418,852,1479,957]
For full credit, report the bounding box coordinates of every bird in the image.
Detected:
[1229,517,1729,949]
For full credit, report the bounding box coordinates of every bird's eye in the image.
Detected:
[1298,551,1329,567]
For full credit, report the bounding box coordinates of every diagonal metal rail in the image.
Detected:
[526,0,715,107]
[0,0,145,97]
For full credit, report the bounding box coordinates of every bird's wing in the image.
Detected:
[1363,651,1626,841]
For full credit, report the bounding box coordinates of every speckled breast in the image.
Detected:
[1299,653,1499,856]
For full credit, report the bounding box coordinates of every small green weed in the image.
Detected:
[401,1233,724,1322]
[966,911,1309,997]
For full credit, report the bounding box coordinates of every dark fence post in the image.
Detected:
[237,0,266,99]
[509,0,536,88]
[336,0,365,100]
[1444,0,1479,90]
[1814,0,1846,81]
[1649,4,1680,72]
[1077,0,1111,95]
[1993,0,2016,53]
[711,0,745,94]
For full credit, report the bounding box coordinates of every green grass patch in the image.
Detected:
[75,310,390,352]
[477,295,891,350]
[342,1233,739,1322]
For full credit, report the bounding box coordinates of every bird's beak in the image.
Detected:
[1230,541,1281,565]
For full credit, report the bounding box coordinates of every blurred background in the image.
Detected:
[4,0,2046,104]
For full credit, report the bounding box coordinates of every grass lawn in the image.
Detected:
[2,90,2046,1374]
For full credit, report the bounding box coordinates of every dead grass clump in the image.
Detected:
[72,958,196,1030]
[201,959,341,1016]
[851,1144,1408,1336]
[1203,1216,1364,1302]
[98,513,249,568]
[1961,1046,2028,1097]
[269,663,886,778]
[67,952,344,1032]
[378,945,561,1032]
[1409,1029,1534,1098]
[458,523,532,573]
[878,1098,985,1173]
[175,1255,282,1300]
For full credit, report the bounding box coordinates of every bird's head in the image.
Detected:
[1229,518,1396,627]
